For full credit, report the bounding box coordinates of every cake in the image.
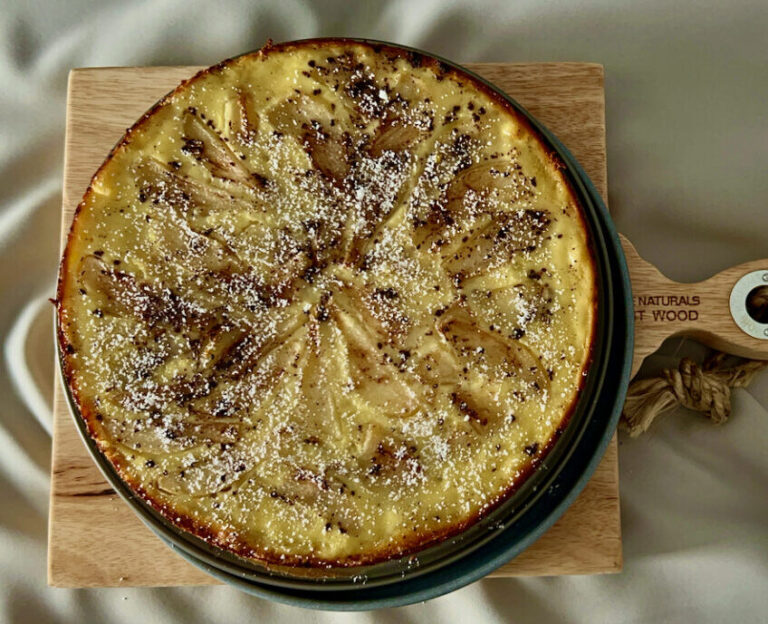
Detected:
[56,39,597,567]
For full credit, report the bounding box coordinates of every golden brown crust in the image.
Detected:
[57,38,598,568]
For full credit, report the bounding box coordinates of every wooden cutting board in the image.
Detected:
[49,62,621,588]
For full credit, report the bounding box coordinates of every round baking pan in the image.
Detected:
[154,163,631,610]
[57,39,633,607]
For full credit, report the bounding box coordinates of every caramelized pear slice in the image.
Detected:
[441,209,551,278]
[155,441,257,497]
[410,330,462,387]
[267,93,336,135]
[182,111,260,188]
[215,312,306,382]
[222,222,311,303]
[136,159,258,229]
[267,94,351,183]
[266,464,365,535]
[412,158,541,254]
[306,132,351,183]
[332,296,421,416]
[304,58,387,121]
[198,324,248,369]
[333,284,410,343]
[224,90,259,146]
[438,303,548,392]
[462,277,555,337]
[341,152,413,264]
[370,121,426,158]
[296,318,344,440]
[146,210,234,274]
[454,160,530,194]
[79,254,144,318]
[79,254,200,327]
[450,390,493,431]
[100,398,242,454]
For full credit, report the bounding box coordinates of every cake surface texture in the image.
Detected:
[57,40,597,566]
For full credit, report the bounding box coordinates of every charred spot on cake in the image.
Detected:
[524,442,540,456]
[450,392,488,427]
[181,137,204,157]
[374,287,399,301]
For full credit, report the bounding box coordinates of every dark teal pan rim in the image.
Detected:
[56,38,634,609]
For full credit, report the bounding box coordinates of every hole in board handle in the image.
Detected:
[730,271,768,339]
[746,285,768,324]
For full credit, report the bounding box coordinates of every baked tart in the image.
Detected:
[57,39,597,567]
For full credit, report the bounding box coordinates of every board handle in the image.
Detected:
[620,235,768,377]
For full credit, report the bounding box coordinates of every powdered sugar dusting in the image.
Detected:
[60,42,596,565]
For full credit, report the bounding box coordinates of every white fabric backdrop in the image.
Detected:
[1,0,767,622]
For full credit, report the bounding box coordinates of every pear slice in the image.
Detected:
[79,254,195,327]
[430,304,550,431]
[332,294,421,417]
[214,312,305,382]
[182,111,262,188]
[306,131,351,183]
[409,329,462,388]
[146,209,235,274]
[297,317,344,441]
[369,120,426,158]
[267,94,351,183]
[441,209,552,278]
[438,303,549,393]
[224,90,259,146]
[455,159,530,194]
[135,159,259,234]
[155,442,256,497]
[412,158,545,257]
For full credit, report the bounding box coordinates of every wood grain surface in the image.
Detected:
[49,63,622,588]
